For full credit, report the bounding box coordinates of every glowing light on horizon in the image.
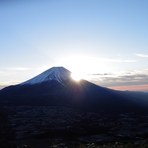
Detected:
[57,55,110,81]
[71,72,87,81]
[57,55,138,81]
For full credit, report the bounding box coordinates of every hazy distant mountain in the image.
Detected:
[0,66,147,114]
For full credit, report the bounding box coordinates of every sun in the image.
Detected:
[71,73,82,81]
[71,71,90,81]
[58,55,108,81]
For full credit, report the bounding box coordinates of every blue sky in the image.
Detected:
[1,0,148,91]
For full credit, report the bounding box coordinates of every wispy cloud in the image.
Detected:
[98,58,136,63]
[0,65,50,87]
[89,73,114,76]
[3,67,29,71]
[135,54,148,57]
[89,70,148,91]
[0,71,7,74]
[1,65,50,72]
[123,60,137,62]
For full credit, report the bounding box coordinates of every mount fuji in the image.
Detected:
[0,66,147,113]
[20,67,71,85]
[0,66,148,142]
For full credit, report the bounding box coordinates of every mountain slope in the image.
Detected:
[0,66,148,142]
[0,66,147,114]
[20,66,71,85]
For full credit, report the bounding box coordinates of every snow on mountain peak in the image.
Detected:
[20,67,71,85]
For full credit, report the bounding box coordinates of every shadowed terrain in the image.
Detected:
[0,67,148,144]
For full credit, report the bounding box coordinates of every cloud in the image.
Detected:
[3,67,29,71]
[123,60,137,62]
[0,71,7,74]
[2,65,52,72]
[98,58,136,63]
[0,65,50,86]
[102,74,148,83]
[89,70,148,90]
[89,73,114,76]
[135,54,148,57]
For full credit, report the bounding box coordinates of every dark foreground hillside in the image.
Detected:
[1,139,148,148]
[0,80,147,114]
[0,105,148,147]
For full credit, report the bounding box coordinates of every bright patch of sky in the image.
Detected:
[0,0,148,91]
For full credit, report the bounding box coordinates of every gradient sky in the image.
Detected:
[0,0,148,91]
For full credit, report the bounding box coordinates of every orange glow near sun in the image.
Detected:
[108,85,148,92]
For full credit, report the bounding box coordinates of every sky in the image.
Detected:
[0,0,148,91]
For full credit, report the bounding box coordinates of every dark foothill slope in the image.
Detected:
[0,67,147,114]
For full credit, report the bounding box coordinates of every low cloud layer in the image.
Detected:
[89,70,148,91]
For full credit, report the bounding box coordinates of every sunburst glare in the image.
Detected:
[71,73,83,81]
[57,55,109,81]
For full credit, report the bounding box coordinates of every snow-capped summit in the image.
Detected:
[20,66,71,85]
